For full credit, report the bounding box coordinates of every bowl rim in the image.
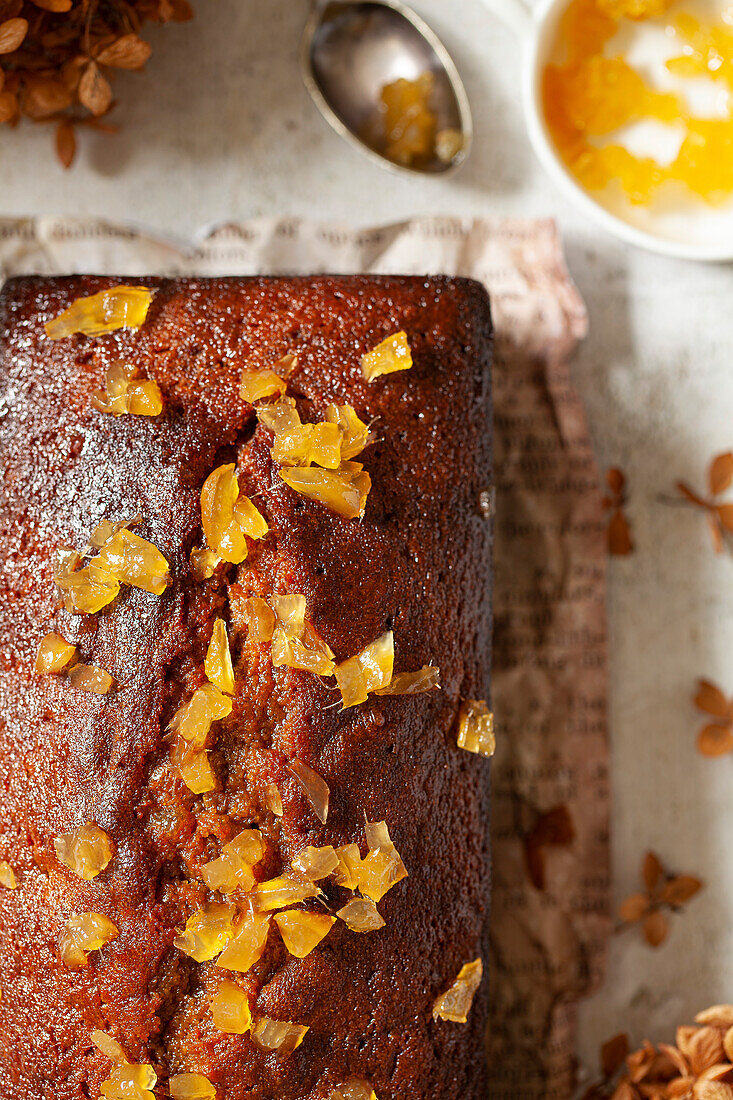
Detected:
[522,0,733,264]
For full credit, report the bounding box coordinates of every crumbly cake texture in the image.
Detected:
[0,275,493,1099]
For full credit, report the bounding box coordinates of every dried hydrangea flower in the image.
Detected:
[335,631,394,709]
[54,823,114,880]
[68,664,114,694]
[45,286,155,340]
[59,912,119,968]
[456,699,495,758]
[168,1073,216,1100]
[251,1015,309,1056]
[35,633,77,675]
[205,618,235,695]
[99,1063,157,1100]
[215,909,271,973]
[361,331,413,382]
[274,910,335,958]
[336,897,386,933]
[0,860,17,889]
[210,979,252,1034]
[432,958,483,1023]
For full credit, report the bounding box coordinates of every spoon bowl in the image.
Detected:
[301,0,473,176]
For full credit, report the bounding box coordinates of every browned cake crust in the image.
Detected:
[0,275,492,1099]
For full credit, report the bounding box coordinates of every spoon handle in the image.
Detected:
[476,0,533,37]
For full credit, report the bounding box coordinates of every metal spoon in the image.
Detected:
[301,0,473,176]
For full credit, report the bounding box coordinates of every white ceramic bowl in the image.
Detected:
[483,0,733,261]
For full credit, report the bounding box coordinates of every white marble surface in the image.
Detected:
[2,0,733,1081]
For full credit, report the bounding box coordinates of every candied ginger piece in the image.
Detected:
[270,593,306,639]
[233,495,268,540]
[333,843,363,890]
[331,1081,379,1100]
[274,910,335,958]
[68,663,114,694]
[432,958,483,1023]
[265,782,284,817]
[200,829,264,894]
[242,597,276,643]
[272,420,343,470]
[55,549,120,615]
[210,979,252,1033]
[361,331,413,383]
[85,514,141,553]
[169,1073,216,1100]
[176,747,217,795]
[279,463,371,519]
[97,529,170,595]
[54,823,114,879]
[325,403,373,460]
[457,699,495,758]
[90,1030,127,1064]
[45,286,155,340]
[272,627,335,677]
[374,665,440,696]
[169,683,232,749]
[91,360,162,417]
[35,632,77,675]
[190,546,221,581]
[380,72,436,167]
[240,368,287,404]
[257,395,301,437]
[292,844,339,881]
[335,630,394,709]
[100,1063,157,1100]
[205,618,235,695]
[336,896,385,933]
[358,821,408,903]
[201,463,267,564]
[251,1015,309,1056]
[0,860,17,889]
[174,902,236,962]
[60,911,119,968]
[288,759,329,824]
[215,909,271,972]
[254,871,319,912]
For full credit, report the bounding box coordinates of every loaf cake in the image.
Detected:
[0,275,493,1100]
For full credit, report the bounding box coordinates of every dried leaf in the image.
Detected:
[55,119,75,169]
[608,508,633,555]
[607,467,626,497]
[715,504,733,534]
[96,33,152,70]
[78,62,112,117]
[602,1033,631,1078]
[694,680,730,719]
[697,723,733,758]
[643,851,664,893]
[619,892,649,923]
[643,909,668,947]
[659,874,703,907]
[709,452,733,496]
[0,16,27,53]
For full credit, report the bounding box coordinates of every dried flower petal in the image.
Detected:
[45,286,154,340]
[361,331,413,382]
[54,823,114,879]
[274,910,335,958]
[169,1073,216,1100]
[90,1030,128,1064]
[432,958,483,1022]
[643,909,669,947]
[0,860,17,888]
[60,911,118,968]
[210,979,252,1033]
[205,618,235,695]
[251,1016,309,1056]
[288,760,329,823]
[608,508,633,555]
[374,665,440,696]
[96,34,152,70]
[35,632,77,675]
[174,902,236,962]
[710,452,733,496]
[79,61,112,116]
[100,1064,156,1100]
[0,17,26,52]
[68,664,114,694]
[335,630,394,709]
[457,699,495,758]
[215,909,271,973]
[336,896,385,932]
